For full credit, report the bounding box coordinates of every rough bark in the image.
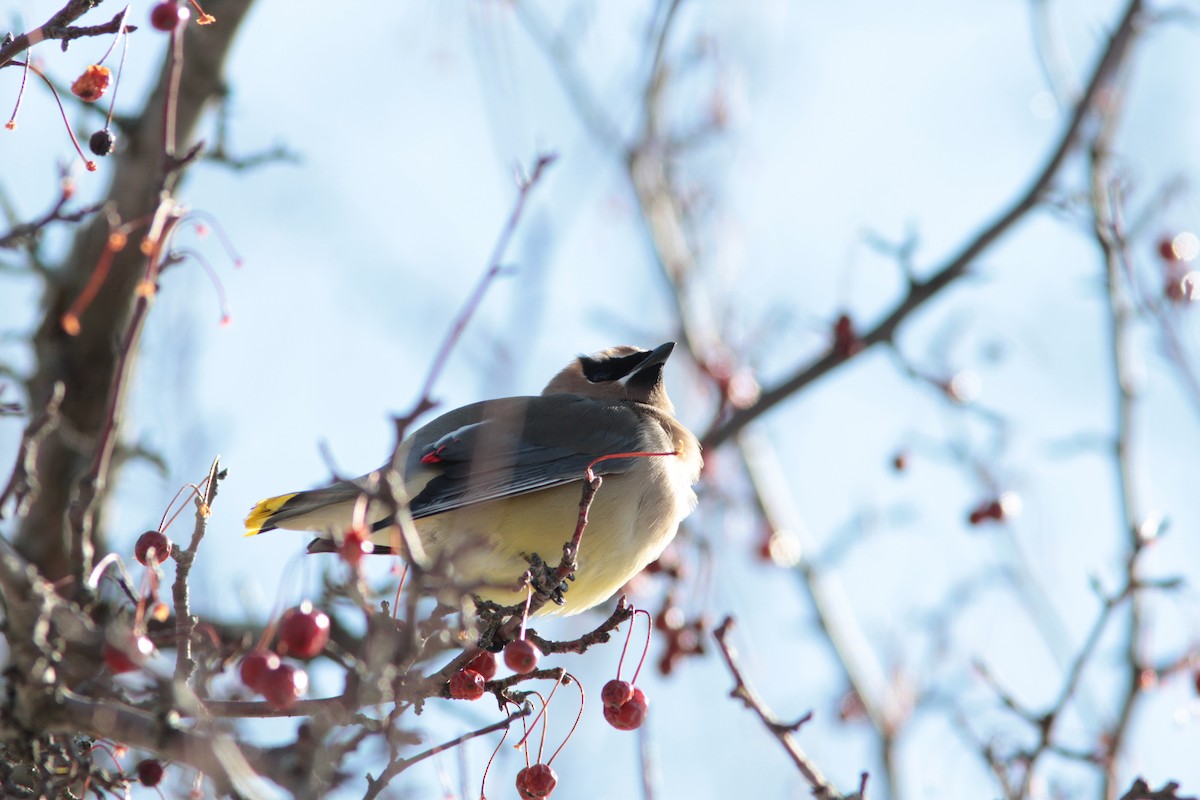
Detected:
[16,0,253,582]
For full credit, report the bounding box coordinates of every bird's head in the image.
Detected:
[542,342,678,412]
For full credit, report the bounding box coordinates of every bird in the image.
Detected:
[244,343,702,615]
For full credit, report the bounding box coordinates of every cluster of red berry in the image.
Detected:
[464,608,660,798]
[238,601,330,710]
[116,536,330,713]
[1158,233,1199,304]
[448,635,544,701]
[114,528,666,798]
[504,666,649,797]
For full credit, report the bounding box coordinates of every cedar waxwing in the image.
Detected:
[244,343,702,615]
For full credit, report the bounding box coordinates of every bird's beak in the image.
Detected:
[621,342,675,385]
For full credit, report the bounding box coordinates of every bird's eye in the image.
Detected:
[579,350,650,383]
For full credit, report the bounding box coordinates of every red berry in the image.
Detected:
[600,679,634,709]
[515,763,558,799]
[135,530,173,566]
[833,313,861,358]
[260,662,308,710]
[465,650,498,680]
[136,759,164,787]
[277,601,330,659]
[756,534,774,563]
[239,649,280,693]
[104,635,154,674]
[1159,237,1179,261]
[448,668,486,700]
[339,525,374,568]
[504,639,541,674]
[149,1,190,31]
[603,686,649,731]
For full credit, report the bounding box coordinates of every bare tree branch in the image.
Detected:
[713,616,860,800]
[703,0,1145,449]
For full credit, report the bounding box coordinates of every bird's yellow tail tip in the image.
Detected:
[243,493,296,537]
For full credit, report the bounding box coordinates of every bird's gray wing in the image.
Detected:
[402,395,656,519]
[254,395,663,538]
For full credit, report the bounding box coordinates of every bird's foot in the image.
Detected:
[524,552,569,607]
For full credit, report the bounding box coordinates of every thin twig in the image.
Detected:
[713,616,855,800]
[0,3,132,68]
[0,197,104,250]
[1089,65,1151,800]
[172,456,223,685]
[401,151,558,430]
[361,706,530,800]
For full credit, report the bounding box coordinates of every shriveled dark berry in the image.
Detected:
[89,129,116,156]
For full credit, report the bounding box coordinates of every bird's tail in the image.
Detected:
[243,481,363,536]
[243,493,299,536]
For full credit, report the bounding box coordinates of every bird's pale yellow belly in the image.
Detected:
[384,473,679,615]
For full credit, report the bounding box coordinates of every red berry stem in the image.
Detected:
[512,670,581,765]
[157,477,213,538]
[94,6,131,65]
[512,688,549,761]
[518,583,533,641]
[84,551,137,593]
[479,708,514,799]
[546,674,585,765]
[8,61,96,171]
[170,246,234,325]
[87,741,127,773]
[614,607,653,684]
[97,6,130,131]
[629,608,653,685]
[5,54,31,129]
[182,211,245,268]
[61,229,128,336]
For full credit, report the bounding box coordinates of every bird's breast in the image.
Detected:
[412,467,684,614]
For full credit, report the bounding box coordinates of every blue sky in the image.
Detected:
[3,1,1200,798]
